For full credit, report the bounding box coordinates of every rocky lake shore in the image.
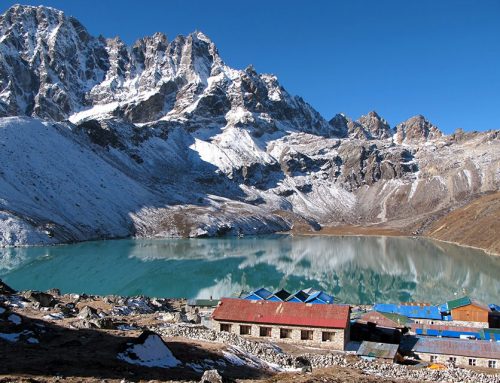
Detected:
[1,281,499,383]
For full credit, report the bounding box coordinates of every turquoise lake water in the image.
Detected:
[0,235,499,305]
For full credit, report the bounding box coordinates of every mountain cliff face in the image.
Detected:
[0,5,498,247]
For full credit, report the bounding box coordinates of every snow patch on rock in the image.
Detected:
[117,332,180,368]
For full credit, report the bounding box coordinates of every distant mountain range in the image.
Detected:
[0,5,498,250]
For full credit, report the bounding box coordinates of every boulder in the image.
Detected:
[77,305,98,320]
[91,317,114,329]
[103,295,121,304]
[0,279,16,294]
[23,291,55,307]
[46,288,61,297]
[186,312,201,324]
[200,369,223,383]
[173,312,188,323]
[54,303,73,316]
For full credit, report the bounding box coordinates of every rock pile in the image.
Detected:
[199,369,223,383]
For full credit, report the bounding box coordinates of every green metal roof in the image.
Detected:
[479,328,500,341]
[447,296,471,310]
[380,312,410,325]
[187,299,219,307]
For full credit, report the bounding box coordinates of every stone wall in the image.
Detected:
[412,319,488,329]
[449,320,489,329]
[214,320,347,350]
[416,352,499,369]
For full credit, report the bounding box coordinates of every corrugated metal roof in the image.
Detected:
[380,312,410,326]
[374,303,444,320]
[187,299,219,307]
[411,324,500,341]
[302,287,318,295]
[411,323,483,333]
[489,304,500,312]
[447,296,471,310]
[480,328,500,342]
[415,328,480,339]
[244,288,272,300]
[212,298,350,329]
[358,311,409,328]
[447,297,491,313]
[438,303,449,313]
[268,289,291,302]
[409,337,500,359]
[305,291,334,304]
[357,341,399,359]
[287,290,310,302]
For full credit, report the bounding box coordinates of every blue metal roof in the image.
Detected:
[416,328,480,339]
[489,303,500,312]
[374,303,445,320]
[286,290,310,302]
[305,291,334,304]
[243,288,272,300]
[438,303,449,313]
[243,287,334,304]
[266,289,291,302]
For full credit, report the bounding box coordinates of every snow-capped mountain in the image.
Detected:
[0,4,332,138]
[0,5,498,247]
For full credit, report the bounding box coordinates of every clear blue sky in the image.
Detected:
[3,0,500,133]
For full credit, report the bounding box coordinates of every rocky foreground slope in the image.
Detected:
[0,5,498,249]
[1,283,499,383]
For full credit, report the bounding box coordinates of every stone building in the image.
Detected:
[212,298,351,350]
[402,337,500,369]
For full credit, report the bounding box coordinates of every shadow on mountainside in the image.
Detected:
[0,117,291,246]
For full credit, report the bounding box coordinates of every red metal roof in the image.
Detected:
[357,311,407,329]
[212,298,350,329]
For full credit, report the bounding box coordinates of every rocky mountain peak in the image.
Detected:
[357,110,393,139]
[0,4,109,119]
[0,4,341,138]
[328,113,349,138]
[0,4,453,143]
[395,114,443,144]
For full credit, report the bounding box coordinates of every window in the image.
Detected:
[448,357,457,364]
[240,325,251,335]
[488,360,496,369]
[259,326,272,337]
[430,355,438,363]
[322,332,335,342]
[469,358,476,366]
[301,330,313,340]
[220,323,231,332]
[280,328,292,339]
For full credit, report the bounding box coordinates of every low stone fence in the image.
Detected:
[155,323,294,367]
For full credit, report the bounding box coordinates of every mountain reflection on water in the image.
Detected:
[1,235,499,304]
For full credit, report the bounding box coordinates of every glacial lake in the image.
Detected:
[1,235,499,305]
